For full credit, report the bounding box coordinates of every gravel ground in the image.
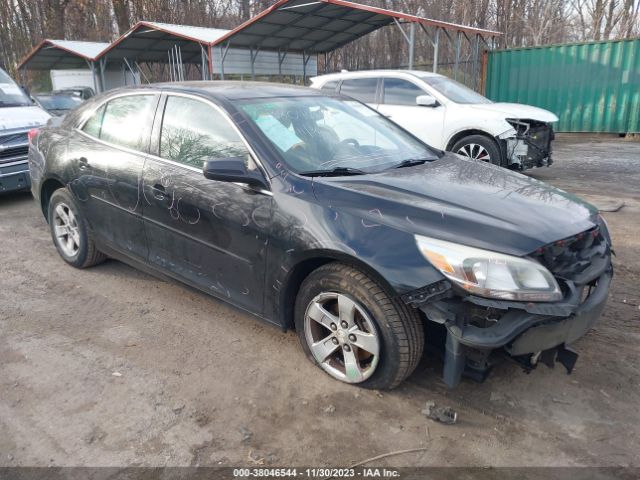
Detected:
[0,135,638,468]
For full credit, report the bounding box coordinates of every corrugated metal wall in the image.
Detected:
[213,47,317,77]
[485,39,640,133]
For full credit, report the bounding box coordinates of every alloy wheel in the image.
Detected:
[304,292,380,383]
[457,143,490,162]
[53,203,81,257]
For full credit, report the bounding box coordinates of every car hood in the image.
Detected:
[0,106,51,131]
[311,154,597,256]
[468,102,559,123]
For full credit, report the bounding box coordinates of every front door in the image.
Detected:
[142,94,272,314]
[376,77,446,148]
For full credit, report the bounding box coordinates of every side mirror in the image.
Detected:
[203,157,268,190]
[416,94,437,107]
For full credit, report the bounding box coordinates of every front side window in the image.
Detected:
[339,78,378,104]
[100,95,156,150]
[239,96,438,174]
[382,78,425,106]
[160,95,249,169]
[417,74,492,104]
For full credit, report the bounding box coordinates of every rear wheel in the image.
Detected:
[451,134,502,166]
[294,263,424,389]
[48,188,106,268]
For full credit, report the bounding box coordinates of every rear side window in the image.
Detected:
[321,80,339,92]
[382,78,425,106]
[159,95,249,169]
[99,95,156,151]
[81,104,105,138]
[339,78,378,104]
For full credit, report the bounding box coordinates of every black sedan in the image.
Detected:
[28,82,612,389]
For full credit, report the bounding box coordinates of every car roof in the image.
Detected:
[311,69,444,83]
[123,81,326,101]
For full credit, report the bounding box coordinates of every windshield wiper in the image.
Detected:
[390,158,432,169]
[299,167,368,177]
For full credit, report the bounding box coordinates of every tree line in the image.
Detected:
[1,0,638,82]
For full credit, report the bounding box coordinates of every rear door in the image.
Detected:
[377,77,445,147]
[69,93,159,260]
[142,93,272,314]
[338,77,380,109]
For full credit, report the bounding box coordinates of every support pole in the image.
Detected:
[408,22,416,70]
[454,31,461,81]
[220,42,231,80]
[207,44,213,80]
[87,60,99,94]
[302,51,306,84]
[433,28,440,73]
[201,45,206,80]
[278,49,288,81]
[123,57,138,85]
[99,57,107,92]
[302,51,312,85]
[250,46,260,80]
[472,34,480,91]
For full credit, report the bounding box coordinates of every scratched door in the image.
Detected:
[141,94,272,314]
[68,93,158,260]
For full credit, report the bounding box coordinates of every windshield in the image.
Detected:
[417,75,492,105]
[239,96,439,175]
[0,69,32,107]
[36,95,82,110]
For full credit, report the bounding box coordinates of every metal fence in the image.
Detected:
[485,38,640,133]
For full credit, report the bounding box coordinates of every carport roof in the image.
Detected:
[96,21,230,64]
[211,0,502,53]
[18,39,110,70]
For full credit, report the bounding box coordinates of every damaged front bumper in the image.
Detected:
[405,226,613,388]
[499,119,554,170]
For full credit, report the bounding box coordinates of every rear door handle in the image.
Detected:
[152,183,169,201]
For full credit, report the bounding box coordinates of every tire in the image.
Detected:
[48,188,106,268]
[451,134,502,166]
[294,263,424,390]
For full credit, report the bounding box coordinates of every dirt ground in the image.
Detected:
[1,135,638,468]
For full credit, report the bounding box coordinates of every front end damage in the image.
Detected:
[499,119,555,170]
[404,225,613,388]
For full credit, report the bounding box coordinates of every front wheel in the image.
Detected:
[451,134,502,166]
[294,263,424,389]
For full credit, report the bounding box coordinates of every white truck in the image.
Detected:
[0,67,50,194]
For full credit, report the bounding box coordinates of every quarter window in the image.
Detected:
[339,78,378,104]
[159,96,249,169]
[99,95,156,150]
[81,104,105,138]
[321,80,339,92]
[382,78,425,106]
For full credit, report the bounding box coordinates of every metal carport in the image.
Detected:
[211,0,501,85]
[17,40,109,92]
[97,21,317,84]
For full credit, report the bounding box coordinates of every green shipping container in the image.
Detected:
[485,38,640,133]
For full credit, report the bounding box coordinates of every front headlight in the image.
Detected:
[415,235,562,302]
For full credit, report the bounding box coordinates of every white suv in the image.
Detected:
[310,70,558,170]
